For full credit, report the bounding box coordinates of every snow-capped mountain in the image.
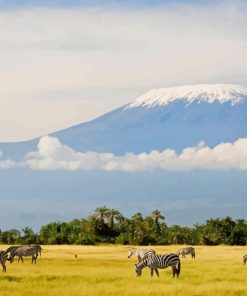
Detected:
[1,84,247,158]
[126,84,247,108]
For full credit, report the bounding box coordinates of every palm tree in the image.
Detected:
[151,210,165,225]
[151,210,165,235]
[107,208,124,229]
[131,212,144,223]
[93,206,110,224]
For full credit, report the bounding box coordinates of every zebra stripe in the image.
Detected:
[31,244,43,257]
[135,253,181,278]
[128,248,159,277]
[0,250,9,273]
[243,255,247,265]
[10,246,39,264]
[177,247,195,259]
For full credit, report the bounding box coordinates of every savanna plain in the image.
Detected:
[0,245,246,296]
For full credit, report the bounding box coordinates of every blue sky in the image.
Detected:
[0,0,224,8]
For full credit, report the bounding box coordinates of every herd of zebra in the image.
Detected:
[0,245,42,272]
[128,247,247,278]
[127,247,195,278]
[0,245,246,277]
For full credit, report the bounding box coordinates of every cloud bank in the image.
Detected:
[1,136,247,172]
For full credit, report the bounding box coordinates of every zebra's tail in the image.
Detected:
[177,259,181,277]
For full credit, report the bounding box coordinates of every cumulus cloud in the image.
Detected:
[1,136,246,172]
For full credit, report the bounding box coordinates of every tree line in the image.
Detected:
[0,207,246,246]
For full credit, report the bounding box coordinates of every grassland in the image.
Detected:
[0,245,246,296]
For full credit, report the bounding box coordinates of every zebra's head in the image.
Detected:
[8,254,14,263]
[135,264,142,277]
[127,248,134,258]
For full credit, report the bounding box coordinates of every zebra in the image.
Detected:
[177,247,195,259]
[128,248,156,261]
[5,246,21,263]
[9,246,39,264]
[0,250,10,272]
[128,248,159,277]
[135,253,181,278]
[5,245,21,256]
[243,255,247,265]
[31,244,43,257]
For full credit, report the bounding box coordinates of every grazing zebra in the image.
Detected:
[135,253,180,278]
[177,247,195,259]
[243,255,247,265]
[0,250,10,272]
[5,246,21,263]
[9,246,39,264]
[128,248,159,277]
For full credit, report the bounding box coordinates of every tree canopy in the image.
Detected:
[0,207,246,246]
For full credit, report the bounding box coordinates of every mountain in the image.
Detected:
[1,84,247,159]
[1,84,247,229]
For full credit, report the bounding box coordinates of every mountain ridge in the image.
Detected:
[0,83,247,158]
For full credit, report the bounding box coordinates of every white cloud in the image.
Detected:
[1,136,246,171]
[0,2,247,140]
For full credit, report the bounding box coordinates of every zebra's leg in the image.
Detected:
[150,268,154,277]
[1,262,6,273]
[32,255,37,264]
[154,268,159,277]
[33,254,38,264]
[177,267,180,278]
[20,256,24,263]
[172,266,176,278]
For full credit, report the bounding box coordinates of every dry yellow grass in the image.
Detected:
[0,245,246,296]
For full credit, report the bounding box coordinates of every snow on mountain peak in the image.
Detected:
[126,84,247,109]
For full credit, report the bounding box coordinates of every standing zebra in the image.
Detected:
[128,248,159,277]
[0,250,10,272]
[243,255,247,265]
[135,253,181,278]
[177,247,195,259]
[31,244,43,257]
[9,246,39,264]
